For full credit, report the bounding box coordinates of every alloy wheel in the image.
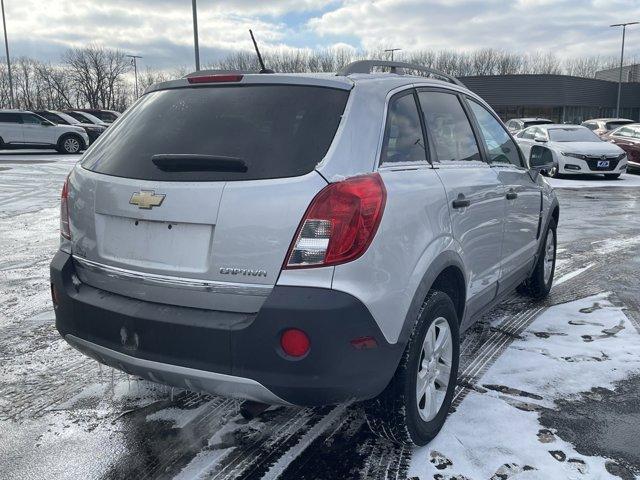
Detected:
[416,317,453,422]
[543,228,555,285]
[64,137,80,153]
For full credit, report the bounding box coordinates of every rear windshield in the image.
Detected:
[605,120,633,131]
[81,85,350,182]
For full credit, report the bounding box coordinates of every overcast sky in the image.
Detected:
[4,0,640,70]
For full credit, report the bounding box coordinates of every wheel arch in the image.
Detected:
[397,250,467,345]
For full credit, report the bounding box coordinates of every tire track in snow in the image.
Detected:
[274,406,410,480]
[185,406,333,480]
[452,232,639,409]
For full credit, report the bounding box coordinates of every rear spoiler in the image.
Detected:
[145,73,353,95]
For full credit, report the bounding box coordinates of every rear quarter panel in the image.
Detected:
[331,167,454,344]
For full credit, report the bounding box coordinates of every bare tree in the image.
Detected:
[63,45,131,109]
[0,47,637,111]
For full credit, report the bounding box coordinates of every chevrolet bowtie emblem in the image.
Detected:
[129,190,165,209]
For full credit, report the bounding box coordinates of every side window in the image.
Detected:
[37,112,60,124]
[0,112,21,123]
[614,127,632,138]
[583,122,597,131]
[21,113,43,125]
[519,128,535,140]
[418,91,481,162]
[380,92,427,164]
[467,100,523,167]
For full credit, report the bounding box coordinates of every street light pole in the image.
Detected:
[126,55,142,98]
[384,48,402,61]
[1,0,14,109]
[192,0,200,71]
[610,21,638,118]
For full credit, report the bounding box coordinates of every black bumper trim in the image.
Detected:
[51,251,403,405]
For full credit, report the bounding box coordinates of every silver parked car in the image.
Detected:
[50,61,559,446]
[515,124,627,179]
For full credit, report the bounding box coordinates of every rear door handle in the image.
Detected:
[452,195,471,209]
[506,190,518,200]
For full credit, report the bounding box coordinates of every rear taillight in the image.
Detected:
[60,174,71,240]
[285,173,386,269]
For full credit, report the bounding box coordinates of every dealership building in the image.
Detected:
[460,70,640,124]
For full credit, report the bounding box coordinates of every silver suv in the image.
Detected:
[50,61,559,446]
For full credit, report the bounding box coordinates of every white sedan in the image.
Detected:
[515,124,627,179]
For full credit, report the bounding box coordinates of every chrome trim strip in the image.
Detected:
[66,335,290,405]
[73,256,272,297]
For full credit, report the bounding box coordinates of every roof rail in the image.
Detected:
[336,60,464,87]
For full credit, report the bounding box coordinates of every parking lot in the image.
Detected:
[0,152,639,480]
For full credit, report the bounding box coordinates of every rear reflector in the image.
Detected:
[350,336,378,350]
[60,173,71,240]
[285,173,386,268]
[187,74,243,84]
[280,329,310,357]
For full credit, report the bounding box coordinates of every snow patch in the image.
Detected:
[409,293,640,479]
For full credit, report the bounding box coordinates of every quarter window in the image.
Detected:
[468,100,523,167]
[0,112,21,123]
[380,92,427,164]
[418,91,481,163]
[519,127,536,140]
[614,126,634,138]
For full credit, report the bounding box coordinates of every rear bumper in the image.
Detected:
[51,251,402,406]
[65,334,289,404]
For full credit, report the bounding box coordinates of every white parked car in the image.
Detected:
[515,124,627,179]
[0,109,89,154]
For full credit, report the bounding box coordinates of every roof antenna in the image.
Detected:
[249,29,274,74]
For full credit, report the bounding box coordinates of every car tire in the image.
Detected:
[517,218,557,298]
[604,174,620,180]
[57,134,84,154]
[363,290,460,446]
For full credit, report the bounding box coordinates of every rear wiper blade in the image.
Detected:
[151,154,248,173]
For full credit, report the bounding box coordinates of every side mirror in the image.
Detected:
[529,145,554,172]
[41,121,52,126]
[533,133,547,143]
